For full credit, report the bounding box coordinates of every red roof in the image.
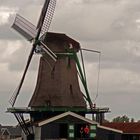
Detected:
[102,123,140,134]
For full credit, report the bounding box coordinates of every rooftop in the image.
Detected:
[102,123,140,134]
[0,125,21,136]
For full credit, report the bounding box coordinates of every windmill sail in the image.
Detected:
[40,41,57,61]
[12,14,37,41]
[10,0,57,107]
[37,0,57,38]
[9,44,36,106]
[37,0,50,29]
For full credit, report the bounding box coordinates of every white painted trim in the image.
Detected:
[98,125,123,133]
[37,111,98,126]
[34,126,41,140]
[1,128,11,136]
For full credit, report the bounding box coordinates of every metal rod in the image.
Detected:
[81,48,101,54]
[20,114,31,135]
[93,53,101,102]
[55,52,73,56]
[14,113,28,135]
[80,48,87,85]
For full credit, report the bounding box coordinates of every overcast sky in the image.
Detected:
[1,0,140,125]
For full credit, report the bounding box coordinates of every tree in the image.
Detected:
[130,118,135,122]
[112,115,130,123]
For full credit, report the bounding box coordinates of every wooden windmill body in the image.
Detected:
[29,32,86,109]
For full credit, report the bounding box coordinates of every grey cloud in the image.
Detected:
[0,39,40,72]
[97,89,140,120]
[4,0,140,42]
[50,0,140,41]
[1,0,140,124]
[83,61,140,120]
[0,15,22,40]
[1,0,43,7]
[0,0,45,41]
[8,44,40,71]
[81,40,140,73]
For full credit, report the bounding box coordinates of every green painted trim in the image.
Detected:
[73,52,93,108]
[7,106,110,113]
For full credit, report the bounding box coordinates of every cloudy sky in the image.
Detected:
[1,0,140,125]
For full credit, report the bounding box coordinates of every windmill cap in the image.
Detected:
[44,32,81,51]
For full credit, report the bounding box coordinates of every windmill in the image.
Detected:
[9,0,94,109]
[7,0,109,139]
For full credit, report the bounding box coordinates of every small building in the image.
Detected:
[99,122,140,140]
[33,111,98,140]
[97,125,122,140]
[0,125,22,140]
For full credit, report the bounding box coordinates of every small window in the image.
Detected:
[69,133,74,138]
[90,125,96,130]
[90,133,96,138]
[69,125,74,130]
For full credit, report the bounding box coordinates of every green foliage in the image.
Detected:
[131,118,135,123]
[112,115,135,123]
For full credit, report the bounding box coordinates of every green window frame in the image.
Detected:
[90,133,96,138]
[68,124,74,138]
[90,125,97,130]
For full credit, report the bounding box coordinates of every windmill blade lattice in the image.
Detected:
[37,0,57,38]
[9,85,20,106]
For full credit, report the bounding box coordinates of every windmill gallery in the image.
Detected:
[5,0,113,140]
